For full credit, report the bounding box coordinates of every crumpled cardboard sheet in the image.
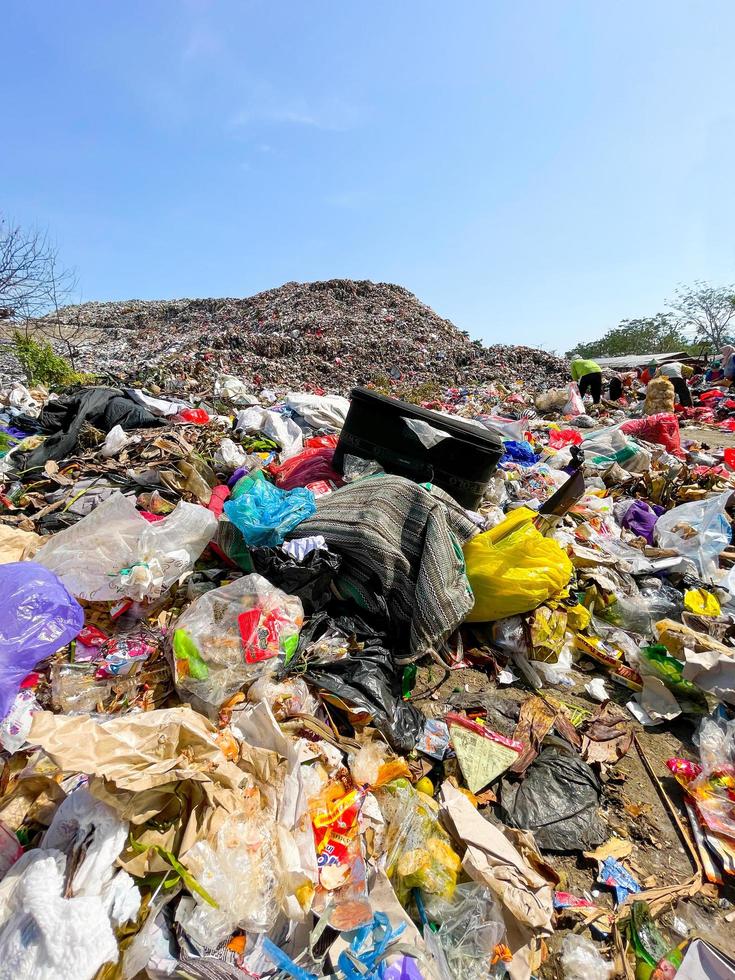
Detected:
[30,706,250,875]
[440,781,554,980]
[0,768,68,831]
[655,618,733,659]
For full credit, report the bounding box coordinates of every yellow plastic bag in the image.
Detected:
[684,588,721,618]
[464,507,573,622]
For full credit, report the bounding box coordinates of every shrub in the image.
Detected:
[12,332,94,388]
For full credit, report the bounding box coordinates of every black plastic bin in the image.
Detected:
[333,387,503,509]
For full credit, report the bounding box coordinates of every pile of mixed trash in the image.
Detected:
[3,280,570,392]
[0,363,734,980]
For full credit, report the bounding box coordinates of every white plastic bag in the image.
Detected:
[654,490,732,581]
[8,382,40,416]
[564,382,585,416]
[36,492,216,601]
[43,789,129,898]
[214,437,249,470]
[235,406,303,459]
[101,425,139,458]
[285,392,350,429]
[0,851,118,980]
[214,375,258,404]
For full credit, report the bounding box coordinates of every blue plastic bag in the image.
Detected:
[500,439,538,467]
[223,479,316,547]
[0,562,83,721]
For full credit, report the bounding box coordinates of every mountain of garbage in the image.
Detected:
[46,279,569,391]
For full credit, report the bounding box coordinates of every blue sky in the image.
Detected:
[3,1,734,353]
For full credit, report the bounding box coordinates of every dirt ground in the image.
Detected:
[680,424,735,450]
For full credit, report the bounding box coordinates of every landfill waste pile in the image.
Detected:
[1,349,735,980]
[1,279,569,393]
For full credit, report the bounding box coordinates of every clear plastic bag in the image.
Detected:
[0,562,83,721]
[342,454,385,482]
[309,784,372,931]
[379,780,461,908]
[599,586,681,636]
[561,934,613,980]
[246,675,316,720]
[0,821,23,881]
[654,490,733,580]
[534,388,569,413]
[583,428,652,473]
[179,810,284,944]
[223,479,316,547]
[36,491,216,602]
[668,713,735,842]
[432,882,506,980]
[172,573,304,713]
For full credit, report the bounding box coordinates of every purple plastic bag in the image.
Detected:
[621,500,663,545]
[381,957,426,979]
[0,562,83,721]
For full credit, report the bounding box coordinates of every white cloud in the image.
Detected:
[230,94,361,132]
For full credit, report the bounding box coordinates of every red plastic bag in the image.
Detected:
[725,448,735,469]
[548,429,583,449]
[268,447,343,490]
[305,434,339,449]
[207,484,230,519]
[177,408,210,425]
[620,413,681,456]
[700,389,726,402]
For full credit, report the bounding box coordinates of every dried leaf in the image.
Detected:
[584,836,633,862]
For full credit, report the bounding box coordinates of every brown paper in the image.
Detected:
[440,780,553,980]
[0,524,45,563]
[30,706,252,873]
[29,706,246,794]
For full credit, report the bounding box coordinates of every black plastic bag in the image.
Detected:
[498,747,606,852]
[250,547,341,614]
[287,611,423,754]
[17,387,163,475]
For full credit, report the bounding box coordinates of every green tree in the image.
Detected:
[668,281,735,349]
[567,313,690,359]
